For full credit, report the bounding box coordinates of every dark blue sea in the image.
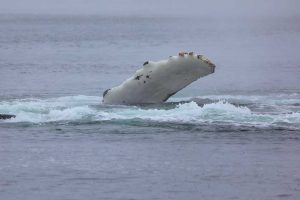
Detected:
[1,14,300,200]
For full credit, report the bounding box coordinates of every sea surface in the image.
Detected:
[1,14,300,200]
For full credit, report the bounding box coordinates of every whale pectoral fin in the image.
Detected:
[103,52,216,105]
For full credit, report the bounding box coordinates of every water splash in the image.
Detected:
[0,95,299,130]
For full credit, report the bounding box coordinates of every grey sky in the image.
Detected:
[0,0,299,17]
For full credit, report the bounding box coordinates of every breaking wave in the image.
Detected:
[1,94,300,130]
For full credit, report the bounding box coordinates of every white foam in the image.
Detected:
[0,95,100,123]
[96,101,300,127]
[1,95,299,127]
[196,93,300,105]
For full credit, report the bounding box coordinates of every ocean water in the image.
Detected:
[1,14,300,200]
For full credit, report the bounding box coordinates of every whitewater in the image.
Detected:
[1,94,299,131]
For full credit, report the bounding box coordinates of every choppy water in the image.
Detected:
[1,94,300,131]
[1,15,300,200]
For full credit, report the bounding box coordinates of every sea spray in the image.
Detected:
[0,95,299,129]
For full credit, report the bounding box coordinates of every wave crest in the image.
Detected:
[0,96,299,129]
